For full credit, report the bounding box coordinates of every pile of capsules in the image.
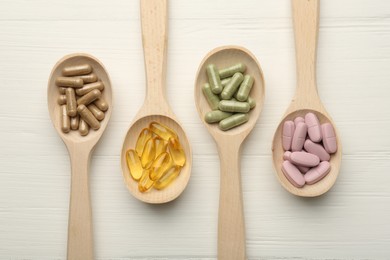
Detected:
[126,122,186,192]
[56,64,109,135]
[281,112,337,188]
[202,63,256,131]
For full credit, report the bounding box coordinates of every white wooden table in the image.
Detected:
[1,0,389,259]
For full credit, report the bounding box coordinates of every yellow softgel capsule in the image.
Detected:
[149,121,178,141]
[154,165,182,190]
[136,128,153,156]
[154,136,168,158]
[141,138,156,169]
[149,152,172,181]
[138,169,154,193]
[126,150,143,181]
[168,137,186,166]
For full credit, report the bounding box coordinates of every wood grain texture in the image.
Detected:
[0,0,390,259]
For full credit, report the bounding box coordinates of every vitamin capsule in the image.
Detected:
[57,95,67,105]
[221,77,231,87]
[304,161,331,185]
[138,169,154,193]
[304,139,330,161]
[236,75,254,102]
[154,165,181,190]
[78,119,89,136]
[282,121,295,151]
[247,96,256,109]
[60,105,70,133]
[322,123,337,154]
[305,112,322,142]
[141,138,156,169]
[55,77,83,88]
[168,137,186,166]
[77,105,100,130]
[59,87,67,94]
[76,81,104,96]
[153,136,168,158]
[94,98,109,112]
[149,121,177,141]
[62,64,92,76]
[219,113,249,131]
[74,73,98,84]
[219,100,250,113]
[135,128,153,156]
[77,89,101,106]
[281,160,305,188]
[204,110,232,123]
[206,64,223,94]
[87,104,105,121]
[220,72,244,100]
[126,149,144,181]
[149,152,172,181]
[283,151,310,173]
[283,151,291,160]
[202,83,220,110]
[70,115,79,130]
[65,88,77,117]
[291,122,307,151]
[290,151,320,167]
[218,63,246,79]
[294,116,304,125]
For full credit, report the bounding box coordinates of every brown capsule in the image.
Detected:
[60,105,70,133]
[57,95,67,105]
[76,81,104,96]
[55,77,83,88]
[59,87,67,94]
[94,98,109,112]
[74,73,98,84]
[87,104,105,121]
[70,115,80,130]
[62,64,92,76]
[65,88,77,117]
[78,119,89,136]
[77,89,101,106]
[77,105,100,130]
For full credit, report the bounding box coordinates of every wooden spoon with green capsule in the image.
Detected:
[194,46,265,260]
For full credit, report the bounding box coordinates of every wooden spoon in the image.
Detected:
[47,53,112,260]
[120,0,192,204]
[272,0,342,197]
[195,46,265,260]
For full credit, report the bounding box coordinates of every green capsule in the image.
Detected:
[220,72,244,100]
[202,83,220,110]
[204,110,233,124]
[221,77,231,87]
[248,96,256,109]
[219,100,250,113]
[219,63,246,79]
[236,75,254,101]
[206,64,223,94]
[219,113,249,131]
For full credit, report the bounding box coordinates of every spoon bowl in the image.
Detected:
[195,45,264,260]
[48,53,112,260]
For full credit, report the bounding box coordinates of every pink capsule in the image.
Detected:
[282,121,295,151]
[282,161,305,188]
[283,151,291,160]
[290,151,320,167]
[305,112,322,142]
[304,161,331,185]
[291,122,307,151]
[322,123,337,154]
[297,165,310,173]
[294,116,304,126]
[304,139,330,161]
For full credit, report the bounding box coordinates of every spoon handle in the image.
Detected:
[67,147,93,260]
[217,141,246,260]
[292,0,320,100]
[140,0,169,108]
